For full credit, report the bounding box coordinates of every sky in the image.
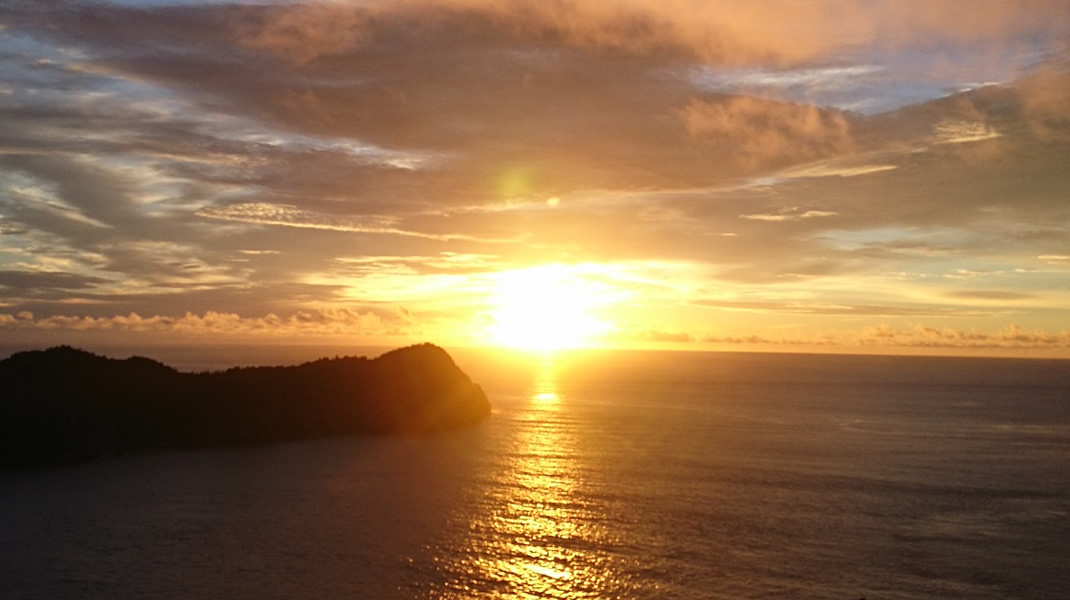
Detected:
[0,0,1068,357]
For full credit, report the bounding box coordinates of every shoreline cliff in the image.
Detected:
[0,343,491,469]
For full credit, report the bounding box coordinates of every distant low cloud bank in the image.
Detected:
[2,311,1068,354]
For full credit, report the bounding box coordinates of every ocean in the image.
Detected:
[1,348,1068,599]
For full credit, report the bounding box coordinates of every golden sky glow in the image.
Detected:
[0,1,1068,357]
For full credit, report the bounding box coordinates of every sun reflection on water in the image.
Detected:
[531,357,560,404]
[429,354,639,598]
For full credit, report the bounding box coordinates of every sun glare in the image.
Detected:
[487,264,612,351]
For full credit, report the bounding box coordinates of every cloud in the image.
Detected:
[196,202,522,243]
[774,161,898,179]
[945,290,1036,301]
[1038,255,1070,264]
[691,298,999,318]
[234,1,375,64]
[739,207,838,222]
[333,252,501,276]
[931,120,1002,145]
[0,1,1067,355]
[0,270,111,293]
[701,333,812,346]
[227,0,1069,68]
[693,322,1070,352]
[0,308,411,339]
[681,96,852,167]
[1017,69,1070,141]
[608,328,693,344]
[861,323,1070,349]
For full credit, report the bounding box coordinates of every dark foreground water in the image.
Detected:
[2,349,1068,599]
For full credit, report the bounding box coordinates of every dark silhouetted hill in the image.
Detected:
[0,344,490,468]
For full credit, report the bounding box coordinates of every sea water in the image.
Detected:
[1,349,1068,599]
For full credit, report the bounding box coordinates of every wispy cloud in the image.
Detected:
[196,202,517,243]
[931,120,1002,144]
[739,208,839,222]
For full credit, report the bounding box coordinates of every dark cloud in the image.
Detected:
[0,270,111,294]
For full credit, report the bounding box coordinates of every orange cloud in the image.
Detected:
[682,96,852,166]
[235,0,1068,66]
[235,2,374,63]
[1017,69,1070,141]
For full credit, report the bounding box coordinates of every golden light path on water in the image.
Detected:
[431,355,639,598]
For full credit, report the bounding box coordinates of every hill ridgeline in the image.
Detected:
[0,343,491,468]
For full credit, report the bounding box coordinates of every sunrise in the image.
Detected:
[1,1,1068,598]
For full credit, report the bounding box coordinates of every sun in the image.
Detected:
[486,264,612,351]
